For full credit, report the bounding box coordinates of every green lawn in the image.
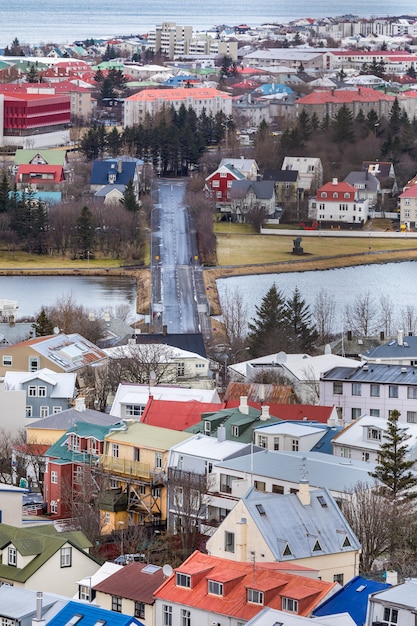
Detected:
[0,251,122,269]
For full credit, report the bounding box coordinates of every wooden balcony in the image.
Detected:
[100,456,150,479]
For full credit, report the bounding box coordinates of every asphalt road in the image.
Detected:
[151,180,207,336]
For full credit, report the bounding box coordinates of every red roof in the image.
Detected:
[400,184,417,198]
[224,401,335,424]
[16,164,65,183]
[154,551,336,620]
[297,87,394,106]
[140,398,224,430]
[318,180,356,194]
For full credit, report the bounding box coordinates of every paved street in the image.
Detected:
[151,180,210,340]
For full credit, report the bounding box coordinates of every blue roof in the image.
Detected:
[90,159,137,186]
[48,600,144,626]
[312,575,391,625]
[10,190,62,205]
[253,83,294,96]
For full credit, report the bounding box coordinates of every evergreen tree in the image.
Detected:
[32,308,54,336]
[27,63,41,83]
[107,127,122,156]
[100,77,116,102]
[332,104,355,144]
[311,112,320,131]
[389,98,402,134]
[285,287,319,353]
[370,410,417,501]
[297,110,312,140]
[120,179,140,212]
[94,68,104,83]
[0,173,10,213]
[247,283,288,357]
[76,206,94,259]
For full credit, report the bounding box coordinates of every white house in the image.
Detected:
[309,178,369,226]
[366,578,417,626]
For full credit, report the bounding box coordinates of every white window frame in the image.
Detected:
[208,580,223,595]
[247,588,264,605]
[163,605,173,626]
[2,355,12,366]
[60,546,72,568]
[28,386,37,397]
[38,386,47,397]
[40,406,49,418]
[282,597,298,613]
[51,470,58,484]
[8,546,17,566]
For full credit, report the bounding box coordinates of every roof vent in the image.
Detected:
[363,364,368,371]
[401,367,407,373]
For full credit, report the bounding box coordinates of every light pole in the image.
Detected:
[118,520,124,556]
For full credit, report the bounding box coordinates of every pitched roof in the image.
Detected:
[104,420,194,450]
[125,86,231,102]
[4,368,76,398]
[297,87,395,105]
[140,398,224,430]
[90,159,137,186]
[93,562,165,603]
[48,600,144,626]
[135,332,207,358]
[263,169,299,183]
[229,180,275,200]
[16,164,65,183]
[14,149,67,166]
[154,550,337,620]
[224,382,294,404]
[26,406,119,431]
[361,334,417,359]
[225,403,335,425]
[312,575,391,624]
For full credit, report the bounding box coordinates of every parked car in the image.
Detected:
[114,553,146,565]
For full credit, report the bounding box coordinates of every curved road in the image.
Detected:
[151,180,210,338]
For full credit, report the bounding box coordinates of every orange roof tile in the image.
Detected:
[297,87,394,106]
[126,87,231,102]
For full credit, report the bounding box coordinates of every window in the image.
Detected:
[163,605,172,626]
[28,385,37,397]
[51,470,58,484]
[53,406,62,414]
[176,573,191,588]
[351,408,361,419]
[208,580,223,595]
[112,443,119,458]
[125,404,144,416]
[352,383,361,396]
[258,435,267,448]
[231,425,239,437]
[220,474,233,493]
[135,602,145,619]
[111,596,122,612]
[370,384,380,397]
[272,484,284,494]
[370,409,380,417]
[2,356,12,366]
[203,421,211,434]
[104,512,110,524]
[389,385,398,398]
[38,386,46,397]
[174,486,183,507]
[181,609,191,626]
[274,436,280,450]
[333,381,343,394]
[292,439,299,451]
[50,500,58,514]
[225,531,235,553]
[8,546,17,566]
[26,406,32,417]
[29,356,39,372]
[155,452,162,468]
[407,411,417,423]
[60,546,72,568]
[177,362,185,377]
[367,427,381,441]
[333,573,344,585]
[407,386,417,399]
[383,607,398,625]
[254,480,266,492]
[340,447,351,459]
[282,597,298,613]
[362,451,370,462]
[248,589,264,605]
[40,406,49,418]
[79,585,91,601]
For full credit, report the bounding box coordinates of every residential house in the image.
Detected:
[361,160,398,201]
[166,432,253,533]
[104,343,214,390]
[312,575,390,625]
[48,600,144,626]
[100,421,194,532]
[0,332,107,377]
[0,587,69,626]
[43,420,118,518]
[332,414,417,463]
[205,449,376,529]
[0,524,100,594]
[75,560,123,602]
[206,485,361,584]
[154,550,338,624]
[399,183,417,230]
[309,178,369,227]
[124,87,232,127]
[110,383,220,420]
[135,331,207,359]
[281,157,323,193]
[343,170,380,208]
[14,148,72,185]
[223,385,297,409]
[90,157,142,204]
[320,362,417,424]
[253,421,342,454]
[205,162,246,206]
[218,158,259,181]
[245,607,356,626]
[263,169,300,214]
[242,48,327,72]
[360,330,417,365]
[4,368,76,419]
[229,180,276,222]
[0,382,26,435]
[365,577,417,626]
[93,561,165,625]
[0,485,28,528]
[224,401,339,426]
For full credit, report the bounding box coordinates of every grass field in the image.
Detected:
[0,252,122,270]
[216,233,417,266]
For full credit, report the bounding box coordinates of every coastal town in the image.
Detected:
[2,13,417,626]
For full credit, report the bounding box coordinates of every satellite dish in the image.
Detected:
[276,351,287,364]
[324,344,332,355]
[162,564,173,578]
[53,327,60,335]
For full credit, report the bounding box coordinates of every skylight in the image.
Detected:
[255,503,266,516]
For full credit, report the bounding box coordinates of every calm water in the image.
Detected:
[217,262,417,335]
[1,0,417,47]
[0,275,137,320]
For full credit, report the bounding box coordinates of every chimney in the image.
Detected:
[347,330,352,341]
[239,396,249,415]
[380,331,385,341]
[332,177,338,185]
[217,424,226,442]
[32,592,46,626]
[297,479,311,506]
[162,324,167,336]
[75,397,86,412]
[385,570,398,586]
[398,329,404,346]
[117,159,123,174]
[260,405,270,421]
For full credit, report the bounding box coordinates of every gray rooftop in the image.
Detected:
[215,449,377,493]
[26,407,119,430]
[322,363,417,385]
[362,335,417,359]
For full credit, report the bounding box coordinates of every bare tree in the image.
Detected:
[399,305,417,337]
[344,291,378,336]
[313,288,336,344]
[220,286,249,356]
[43,292,106,344]
[0,428,17,484]
[379,294,396,337]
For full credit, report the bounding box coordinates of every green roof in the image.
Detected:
[0,524,96,583]
[105,421,193,450]
[187,407,282,443]
[14,149,67,166]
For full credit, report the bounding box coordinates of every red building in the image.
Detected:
[205,163,246,204]
[2,92,70,137]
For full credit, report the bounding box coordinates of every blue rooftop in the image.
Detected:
[48,601,144,626]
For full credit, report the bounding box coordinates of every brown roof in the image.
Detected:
[224,382,295,405]
[93,562,165,603]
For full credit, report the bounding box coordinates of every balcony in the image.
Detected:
[99,489,128,513]
[100,456,150,479]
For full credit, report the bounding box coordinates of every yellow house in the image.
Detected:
[205,483,361,585]
[100,421,194,533]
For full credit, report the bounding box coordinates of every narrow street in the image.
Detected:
[150,180,210,341]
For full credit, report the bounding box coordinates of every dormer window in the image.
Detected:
[8,546,17,566]
[176,572,191,588]
[321,192,327,198]
[283,543,292,557]
[367,427,381,441]
[344,192,350,198]
[204,421,211,434]
[282,597,298,613]
[313,539,322,552]
[342,535,352,548]
[108,173,116,183]
[208,580,223,596]
[333,192,338,198]
[247,589,264,605]
[231,425,239,437]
